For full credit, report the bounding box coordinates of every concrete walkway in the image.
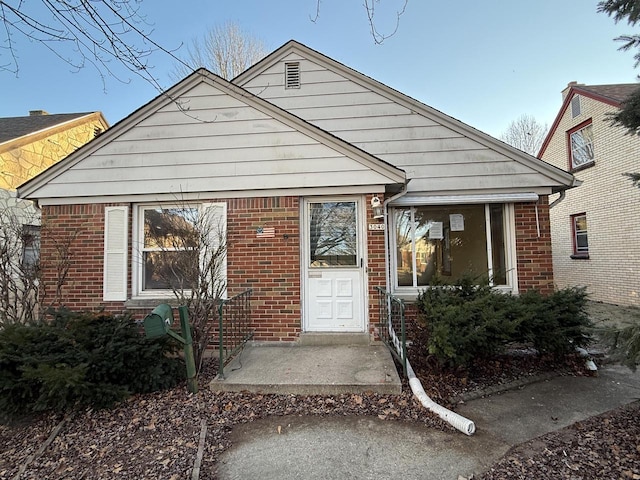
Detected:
[216,363,640,480]
[209,343,402,395]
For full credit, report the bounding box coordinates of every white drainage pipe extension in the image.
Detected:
[576,347,598,371]
[406,360,476,436]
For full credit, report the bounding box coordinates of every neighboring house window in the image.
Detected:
[568,121,594,170]
[571,213,589,258]
[285,62,300,89]
[571,95,581,118]
[392,204,511,290]
[21,225,40,269]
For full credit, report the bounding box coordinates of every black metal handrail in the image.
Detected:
[217,288,253,379]
[375,286,407,377]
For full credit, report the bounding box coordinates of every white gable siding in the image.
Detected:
[240,52,551,195]
[33,80,398,199]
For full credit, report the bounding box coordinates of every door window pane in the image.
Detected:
[309,202,357,267]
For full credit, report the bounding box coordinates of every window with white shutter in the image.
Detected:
[133,202,227,298]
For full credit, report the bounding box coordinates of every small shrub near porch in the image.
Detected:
[414,277,592,369]
[0,310,184,415]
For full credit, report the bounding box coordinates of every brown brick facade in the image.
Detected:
[39,196,554,341]
[515,198,554,295]
[40,203,128,313]
[225,196,301,342]
[365,193,387,338]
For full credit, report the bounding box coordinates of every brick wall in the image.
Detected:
[40,197,303,341]
[225,196,301,342]
[40,203,129,313]
[366,193,387,339]
[541,93,640,306]
[515,198,554,295]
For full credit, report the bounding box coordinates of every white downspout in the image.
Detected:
[381,183,476,436]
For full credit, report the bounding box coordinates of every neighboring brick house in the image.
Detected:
[539,82,640,307]
[19,41,577,342]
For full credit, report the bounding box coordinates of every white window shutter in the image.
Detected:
[200,203,227,299]
[103,206,128,301]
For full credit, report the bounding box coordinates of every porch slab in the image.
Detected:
[209,344,402,395]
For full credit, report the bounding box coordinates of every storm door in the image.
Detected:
[303,198,365,332]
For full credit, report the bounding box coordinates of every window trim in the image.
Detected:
[570,212,589,259]
[133,204,199,297]
[390,203,517,297]
[567,119,594,171]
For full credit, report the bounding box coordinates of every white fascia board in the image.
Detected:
[33,184,389,206]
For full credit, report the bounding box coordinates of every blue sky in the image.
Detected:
[1,0,637,138]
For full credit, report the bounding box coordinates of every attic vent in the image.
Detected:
[285,62,300,89]
[94,127,103,138]
[571,95,581,118]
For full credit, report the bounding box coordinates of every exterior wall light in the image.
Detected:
[371,195,384,219]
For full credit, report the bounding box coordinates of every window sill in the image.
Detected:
[570,254,590,260]
[125,297,179,310]
[570,162,595,174]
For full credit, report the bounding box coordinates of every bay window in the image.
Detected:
[393,203,512,290]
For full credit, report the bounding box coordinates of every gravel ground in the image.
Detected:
[1,301,639,479]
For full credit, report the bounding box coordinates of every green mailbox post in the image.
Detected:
[143,304,198,394]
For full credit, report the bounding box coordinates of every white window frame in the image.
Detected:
[132,204,197,297]
[569,122,594,169]
[131,202,227,298]
[571,213,589,257]
[390,203,517,297]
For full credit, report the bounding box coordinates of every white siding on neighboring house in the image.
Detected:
[239,50,566,196]
[541,90,640,306]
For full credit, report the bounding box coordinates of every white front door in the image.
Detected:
[303,197,366,332]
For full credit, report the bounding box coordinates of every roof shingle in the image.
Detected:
[576,84,639,105]
[0,112,93,144]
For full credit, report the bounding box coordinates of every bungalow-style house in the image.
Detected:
[18,41,577,341]
[539,82,640,307]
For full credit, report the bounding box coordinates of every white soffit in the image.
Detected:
[391,193,539,206]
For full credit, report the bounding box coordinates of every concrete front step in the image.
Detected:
[297,333,371,346]
[209,344,402,395]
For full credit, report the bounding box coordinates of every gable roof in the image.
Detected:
[235,40,577,194]
[18,68,405,202]
[538,82,638,158]
[575,83,638,106]
[0,112,104,146]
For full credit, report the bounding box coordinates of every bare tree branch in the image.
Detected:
[312,0,408,44]
[0,0,187,91]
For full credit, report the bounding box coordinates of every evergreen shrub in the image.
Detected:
[415,277,591,368]
[0,309,184,414]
